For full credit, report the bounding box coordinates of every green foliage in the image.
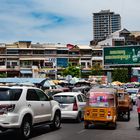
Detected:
[91,64,104,76]
[112,68,129,83]
[0,73,7,78]
[62,63,80,77]
[91,69,103,75]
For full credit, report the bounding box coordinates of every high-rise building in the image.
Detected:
[93,10,121,42]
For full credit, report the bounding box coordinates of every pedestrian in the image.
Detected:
[136,94,140,128]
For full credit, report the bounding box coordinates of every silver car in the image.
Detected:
[53,92,87,122]
[126,88,140,104]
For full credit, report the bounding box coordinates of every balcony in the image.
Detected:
[92,56,103,61]
[0,65,6,70]
[6,65,20,70]
[20,65,33,68]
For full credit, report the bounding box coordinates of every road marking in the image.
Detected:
[77,129,86,134]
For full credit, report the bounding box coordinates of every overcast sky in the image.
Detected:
[0,0,140,45]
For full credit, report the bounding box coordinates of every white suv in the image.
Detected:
[0,85,61,139]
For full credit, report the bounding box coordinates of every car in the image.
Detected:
[55,85,70,92]
[72,86,90,96]
[126,88,140,105]
[53,92,87,122]
[0,85,61,139]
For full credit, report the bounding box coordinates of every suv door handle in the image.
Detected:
[28,104,31,107]
[41,104,44,106]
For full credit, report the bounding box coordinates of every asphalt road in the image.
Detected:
[1,106,140,140]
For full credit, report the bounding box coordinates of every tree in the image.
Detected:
[91,64,104,76]
[0,73,7,78]
[112,68,129,83]
[62,63,80,78]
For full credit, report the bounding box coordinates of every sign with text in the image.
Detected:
[104,46,140,66]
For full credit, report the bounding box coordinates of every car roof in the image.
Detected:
[89,87,117,94]
[126,88,139,90]
[0,85,39,90]
[53,92,82,96]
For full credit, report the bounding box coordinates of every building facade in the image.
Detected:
[0,41,93,78]
[93,10,121,42]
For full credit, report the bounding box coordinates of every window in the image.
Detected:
[53,95,75,104]
[33,50,44,54]
[57,50,68,54]
[81,62,85,67]
[0,88,22,101]
[77,95,83,102]
[0,61,5,65]
[45,50,56,54]
[44,62,53,67]
[35,89,49,101]
[7,49,19,54]
[26,89,39,101]
[12,62,18,66]
[81,94,87,102]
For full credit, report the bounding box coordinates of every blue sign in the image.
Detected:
[57,58,68,67]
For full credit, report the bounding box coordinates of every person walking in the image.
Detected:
[136,94,140,128]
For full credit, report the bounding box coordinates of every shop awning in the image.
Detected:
[20,70,32,74]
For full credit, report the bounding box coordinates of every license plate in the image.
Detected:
[60,104,66,108]
[107,116,112,119]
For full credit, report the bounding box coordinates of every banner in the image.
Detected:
[104,46,140,66]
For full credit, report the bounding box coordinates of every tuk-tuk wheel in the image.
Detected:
[127,111,130,121]
[110,122,117,129]
[84,124,89,129]
[84,121,89,129]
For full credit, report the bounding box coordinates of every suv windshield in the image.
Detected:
[0,88,22,101]
[54,95,75,104]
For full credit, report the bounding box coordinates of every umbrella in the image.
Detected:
[112,81,123,86]
[70,77,79,84]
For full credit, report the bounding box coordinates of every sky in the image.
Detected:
[0,0,140,45]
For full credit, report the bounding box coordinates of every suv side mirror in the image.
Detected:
[49,96,53,100]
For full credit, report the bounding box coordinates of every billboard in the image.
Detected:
[57,58,68,68]
[104,46,140,66]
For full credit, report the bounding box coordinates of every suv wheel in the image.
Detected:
[19,116,32,139]
[76,112,82,123]
[50,112,61,130]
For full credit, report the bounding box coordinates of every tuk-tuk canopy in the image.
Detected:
[89,92,115,99]
[88,88,117,96]
[87,88,117,107]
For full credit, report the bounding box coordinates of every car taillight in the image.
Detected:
[0,104,15,115]
[73,101,78,111]
[108,111,111,116]
[86,110,90,116]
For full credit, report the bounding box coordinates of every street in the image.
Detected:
[0,106,140,140]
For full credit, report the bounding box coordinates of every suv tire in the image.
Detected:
[50,112,61,130]
[19,116,32,139]
[76,112,82,123]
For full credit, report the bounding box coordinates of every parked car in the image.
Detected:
[55,85,70,92]
[53,92,87,122]
[126,88,140,105]
[72,86,90,96]
[0,85,61,139]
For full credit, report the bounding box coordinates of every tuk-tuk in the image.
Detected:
[117,88,133,121]
[84,88,117,129]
